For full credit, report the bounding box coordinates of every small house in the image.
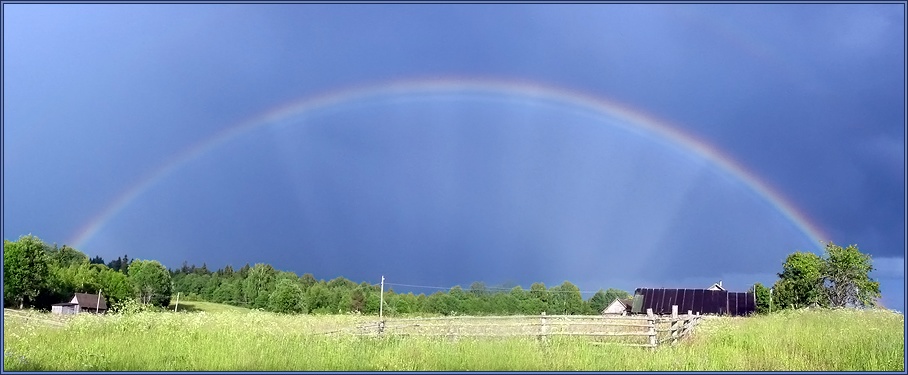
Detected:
[602,298,633,315]
[51,293,107,314]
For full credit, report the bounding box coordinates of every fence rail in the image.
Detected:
[354,306,703,348]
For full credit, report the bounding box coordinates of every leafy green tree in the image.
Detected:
[774,251,826,309]
[326,276,355,290]
[268,278,306,313]
[55,263,102,295]
[4,235,52,308]
[98,266,132,305]
[363,288,381,314]
[243,263,276,308]
[603,288,631,303]
[469,281,488,297]
[128,259,173,306]
[587,290,611,314]
[823,242,881,308]
[548,281,584,315]
[752,283,771,313]
[427,291,457,315]
[306,282,333,313]
[46,244,89,267]
[489,291,520,314]
[299,273,317,290]
[529,282,548,304]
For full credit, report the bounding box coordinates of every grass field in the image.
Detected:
[168,300,252,314]
[3,306,903,371]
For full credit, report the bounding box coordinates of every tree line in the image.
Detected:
[4,234,882,316]
[170,261,633,316]
[2,234,632,316]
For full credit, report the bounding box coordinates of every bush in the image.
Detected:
[110,299,156,315]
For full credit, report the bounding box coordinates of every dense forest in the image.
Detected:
[3,234,630,315]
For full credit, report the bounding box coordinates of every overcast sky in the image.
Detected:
[3,4,904,310]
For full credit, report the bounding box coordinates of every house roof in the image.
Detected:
[707,283,726,291]
[602,298,634,313]
[72,293,107,310]
[631,288,755,316]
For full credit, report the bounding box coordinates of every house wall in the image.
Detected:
[602,300,627,314]
[52,305,77,315]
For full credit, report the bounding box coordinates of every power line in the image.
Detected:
[383,281,607,295]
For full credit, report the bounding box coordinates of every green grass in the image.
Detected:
[3,307,903,371]
[167,300,252,314]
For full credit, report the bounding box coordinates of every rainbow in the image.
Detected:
[69,77,829,250]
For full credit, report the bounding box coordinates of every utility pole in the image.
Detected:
[175,292,181,312]
[770,288,773,314]
[379,276,385,334]
[96,289,102,313]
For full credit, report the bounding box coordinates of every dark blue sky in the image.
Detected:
[3,4,905,309]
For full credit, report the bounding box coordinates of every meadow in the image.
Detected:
[3,304,904,371]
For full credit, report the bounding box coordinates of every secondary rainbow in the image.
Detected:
[69,77,829,250]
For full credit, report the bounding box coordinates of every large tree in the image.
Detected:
[773,251,826,309]
[4,235,52,308]
[98,267,133,306]
[771,243,882,310]
[548,281,584,315]
[823,242,881,308]
[587,290,612,314]
[243,263,276,308]
[46,244,89,267]
[268,278,306,313]
[128,259,172,306]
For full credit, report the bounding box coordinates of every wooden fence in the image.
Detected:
[353,305,702,349]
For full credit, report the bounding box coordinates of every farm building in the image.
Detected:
[629,284,755,317]
[50,303,78,315]
[602,298,633,315]
[51,292,107,315]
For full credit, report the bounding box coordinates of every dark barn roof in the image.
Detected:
[631,288,755,317]
[73,293,107,310]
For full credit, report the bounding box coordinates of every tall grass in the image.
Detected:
[3,307,903,371]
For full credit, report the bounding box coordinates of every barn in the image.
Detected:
[629,284,755,317]
[51,293,107,314]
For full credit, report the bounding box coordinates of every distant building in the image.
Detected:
[602,298,633,315]
[50,302,77,315]
[629,283,755,317]
[51,293,107,315]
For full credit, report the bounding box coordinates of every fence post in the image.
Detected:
[686,310,694,336]
[539,311,548,344]
[646,308,656,348]
[670,305,679,344]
